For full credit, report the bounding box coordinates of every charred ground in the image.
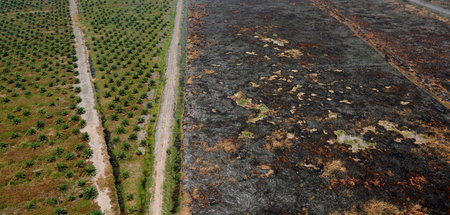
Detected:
[311,0,450,107]
[182,0,449,214]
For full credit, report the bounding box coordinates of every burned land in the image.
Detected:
[182,0,450,214]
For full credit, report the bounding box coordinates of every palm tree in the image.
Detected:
[55,207,67,215]
[84,186,98,199]
[36,120,45,129]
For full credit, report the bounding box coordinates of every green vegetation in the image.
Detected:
[162,0,188,212]
[0,0,99,214]
[78,0,175,212]
[162,90,184,214]
[334,130,376,153]
[239,131,255,139]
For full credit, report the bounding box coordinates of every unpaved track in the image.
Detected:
[69,0,117,214]
[148,0,183,214]
[407,0,450,16]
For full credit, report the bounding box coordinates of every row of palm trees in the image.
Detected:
[78,0,173,213]
[0,0,107,214]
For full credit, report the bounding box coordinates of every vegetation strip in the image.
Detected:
[69,0,119,213]
[148,0,183,214]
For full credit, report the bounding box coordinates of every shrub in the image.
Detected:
[76,107,85,114]
[46,197,58,206]
[135,149,143,156]
[81,132,89,141]
[0,142,7,149]
[72,128,80,135]
[80,119,87,128]
[47,155,56,163]
[128,133,138,141]
[84,186,98,199]
[137,117,145,123]
[112,137,120,144]
[65,171,73,178]
[56,162,68,172]
[23,110,31,116]
[128,206,138,214]
[70,115,80,121]
[33,170,42,178]
[83,148,93,158]
[116,125,126,134]
[54,207,67,215]
[26,128,36,135]
[127,112,134,118]
[75,143,84,150]
[75,160,85,168]
[12,118,21,125]
[77,179,86,187]
[85,164,96,176]
[24,160,34,168]
[122,171,130,179]
[36,120,45,129]
[140,140,147,147]
[58,184,67,192]
[38,134,48,142]
[10,132,19,139]
[55,147,64,155]
[25,201,35,210]
[133,126,140,132]
[122,142,131,151]
[126,193,134,201]
[88,210,104,215]
[111,113,119,121]
[65,152,75,160]
[15,171,25,179]
[56,118,65,124]
[117,150,126,160]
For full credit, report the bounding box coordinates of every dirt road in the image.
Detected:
[69,0,117,214]
[407,0,450,16]
[148,0,183,214]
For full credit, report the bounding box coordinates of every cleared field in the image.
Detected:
[182,0,449,214]
[0,0,102,214]
[76,0,175,213]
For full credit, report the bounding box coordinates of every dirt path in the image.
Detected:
[69,0,117,214]
[148,0,183,214]
[407,0,450,16]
